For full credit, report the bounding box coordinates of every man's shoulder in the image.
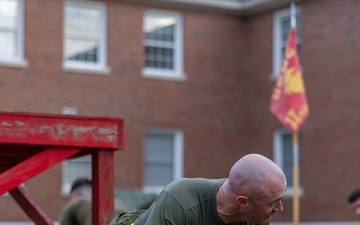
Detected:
[161,178,226,198]
[72,197,92,207]
[168,177,226,187]
[62,197,91,212]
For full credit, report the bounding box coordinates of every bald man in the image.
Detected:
[109,153,287,225]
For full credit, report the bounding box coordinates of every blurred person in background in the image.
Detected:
[348,188,360,218]
[60,177,127,225]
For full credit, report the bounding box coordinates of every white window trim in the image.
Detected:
[272,7,300,80]
[142,9,186,82]
[143,128,184,194]
[62,0,109,75]
[0,0,28,68]
[273,128,304,198]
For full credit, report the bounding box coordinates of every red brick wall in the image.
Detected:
[0,0,359,223]
[0,0,246,221]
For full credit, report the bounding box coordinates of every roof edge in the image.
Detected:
[117,0,300,16]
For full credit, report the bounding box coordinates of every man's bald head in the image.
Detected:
[216,154,286,225]
[227,153,286,199]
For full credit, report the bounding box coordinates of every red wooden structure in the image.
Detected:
[0,112,124,225]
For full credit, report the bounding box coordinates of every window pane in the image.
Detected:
[144,133,174,187]
[281,15,301,46]
[144,16,176,43]
[67,155,92,184]
[144,11,177,70]
[281,18,291,43]
[0,0,19,59]
[147,25,175,43]
[145,133,173,160]
[66,6,99,37]
[145,46,174,69]
[282,133,293,186]
[65,39,98,62]
[281,132,301,187]
[64,3,102,65]
[0,31,16,56]
[0,0,18,28]
[145,164,173,186]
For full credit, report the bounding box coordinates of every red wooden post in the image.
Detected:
[92,150,115,225]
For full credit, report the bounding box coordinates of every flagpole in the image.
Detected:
[290,2,300,225]
[292,131,299,225]
[291,2,296,28]
[270,2,308,225]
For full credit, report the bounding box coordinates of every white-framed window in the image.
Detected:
[272,8,301,79]
[63,0,109,74]
[0,0,27,68]
[142,10,185,81]
[61,155,92,195]
[273,128,303,198]
[143,128,184,194]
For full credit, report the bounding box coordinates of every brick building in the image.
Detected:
[0,0,359,224]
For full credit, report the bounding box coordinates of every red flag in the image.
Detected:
[270,28,309,131]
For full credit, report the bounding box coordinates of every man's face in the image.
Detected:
[350,198,360,217]
[246,182,286,225]
[248,195,284,225]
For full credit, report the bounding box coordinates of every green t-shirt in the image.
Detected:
[135,178,261,225]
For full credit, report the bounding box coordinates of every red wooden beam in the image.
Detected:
[0,147,83,195]
[9,186,53,225]
[92,150,115,225]
[0,113,124,149]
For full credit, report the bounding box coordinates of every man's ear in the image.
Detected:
[236,195,248,206]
